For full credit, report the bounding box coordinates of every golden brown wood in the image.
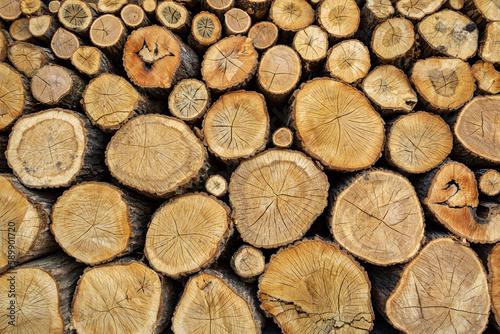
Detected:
[269,0,315,35]
[477,169,500,196]
[472,60,500,94]
[0,0,21,21]
[0,62,33,131]
[145,193,232,278]
[362,65,417,114]
[247,21,277,51]
[386,112,453,174]
[106,114,206,198]
[259,238,374,333]
[8,41,53,78]
[205,174,228,197]
[481,22,500,64]
[411,57,475,112]
[97,0,127,13]
[120,4,149,29]
[48,0,60,15]
[449,0,464,9]
[359,0,394,42]
[418,10,478,60]
[293,25,328,76]
[58,0,94,33]
[28,15,59,43]
[473,0,500,22]
[6,108,106,188]
[203,91,268,160]
[318,0,360,40]
[326,39,370,83]
[123,25,199,97]
[168,78,210,122]
[10,18,33,42]
[156,0,190,35]
[272,127,293,148]
[229,149,329,248]
[204,0,234,17]
[396,0,446,19]
[371,18,415,67]
[71,46,114,77]
[292,77,385,171]
[201,35,258,93]
[231,245,265,281]
[0,29,10,62]
[236,0,271,19]
[50,28,80,60]
[224,8,251,35]
[189,11,221,52]
[20,0,46,16]
[489,243,500,331]
[89,14,128,60]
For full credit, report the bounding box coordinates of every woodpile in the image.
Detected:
[1,0,500,333]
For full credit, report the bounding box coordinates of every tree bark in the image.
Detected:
[6,108,106,188]
[357,0,394,45]
[0,29,10,62]
[236,0,271,19]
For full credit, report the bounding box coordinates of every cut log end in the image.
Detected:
[231,245,265,280]
[372,18,414,62]
[258,239,374,333]
[326,39,370,83]
[270,0,315,32]
[386,238,490,334]
[168,78,210,122]
[224,8,251,35]
[0,268,64,333]
[472,61,500,94]
[190,11,222,49]
[396,0,446,20]
[293,77,385,171]
[31,65,80,107]
[21,0,45,17]
[145,193,231,278]
[229,149,329,248]
[318,0,360,39]
[58,0,93,33]
[293,25,328,64]
[386,112,453,174]
[72,262,166,334]
[479,169,500,196]
[474,0,500,22]
[89,14,127,59]
[156,0,189,34]
[481,22,500,64]
[10,18,32,42]
[120,4,148,29]
[272,127,293,148]
[106,114,206,197]
[97,0,127,14]
[51,182,131,265]
[489,243,500,330]
[247,21,277,51]
[205,174,228,197]
[0,62,27,130]
[71,46,107,77]
[51,28,79,60]
[48,1,60,15]
[0,0,22,21]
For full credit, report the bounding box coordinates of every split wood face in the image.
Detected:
[387,238,490,334]
[172,272,259,333]
[72,262,163,334]
[106,114,205,197]
[229,149,329,248]
[97,0,127,13]
[0,62,25,130]
[293,77,385,171]
[0,268,64,333]
[455,95,500,163]
[51,182,131,265]
[6,109,87,188]
[0,175,45,273]
[259,239,374,333]
[145,193,231,278]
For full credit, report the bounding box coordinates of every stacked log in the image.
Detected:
[0,0,500,332]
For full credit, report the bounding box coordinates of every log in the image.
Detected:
[292,77,385,171]
[453,95,500,165]
[228,149,329,248]
[477,169,500,196]
[71,260,175,333]
[20,0,46,17]
[50,27,81,60]
[205,174,228,197]
[472,60,500,94]
[141,0,157,17]
[385,112,453,174]
[247,21,278,51]
[168,78,210,123]
[371,17,415,69]
[204,0,234,18]
[51,182,152,265]
[472,0,500,22]
[357,0,394,44]
[258,238,374,333]
[120,4,149,29]
[0,173,58,274]
[272,127,293,148]
[31,64,86,110]
[318,0,360,41]
[236,0,272,19]
[156,0,190,36]
[189,11,222,53]
[0,253,85,332]
[418,9,478,60]
[172,270,262,333]
[411,57,475,112]
[231,245,265,281]
[331,169,425,266]
[123,25,199,97]
[396,0,446,20]
[48,0,60,16]
[9,18,33,42]
[97,0,127,14]
[293,25,328,77]
[362,65,417,114]
[269,0,315,37]
[489,243,500,331]
[201,35,258,93]
[481,22,500,64]
[0,133,9,172]
[224,8,251,35]
[203,90,268,161]
[256,45,301,104]
[8,41,53,78]
[145,193,232,278]
[371,237,490,334]
[0,29,10,62]
[0,0,21,21]
[449,0,464,9]
[6,108,106,188]
[71,45,114,77]
[0,62,34,131]
[28,15,59,43]
[89,14,128,61]
[105,114,207,198]
[325,39,370,84]
[58,0,95,34]
[420,160,500,242]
